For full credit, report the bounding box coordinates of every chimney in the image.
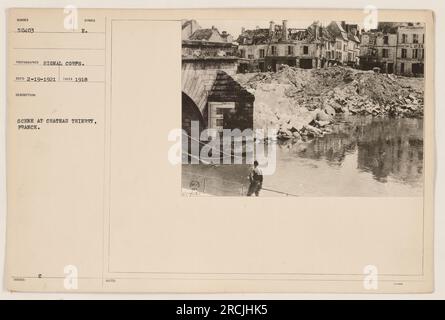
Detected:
[269,21,275,34]
[282,20,288,41]
[313,21,319,39]
[241,27,245,34]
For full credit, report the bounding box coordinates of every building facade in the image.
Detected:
[236,20,313,72]
[326,21,360,66]
[396,24,425,75]
[237,20,361,72]
[359,22,424,76]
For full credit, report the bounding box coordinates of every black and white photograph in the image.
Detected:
[181,19,425,197]
[2,4,440,298]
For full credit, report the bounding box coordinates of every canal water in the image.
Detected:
[182,115,424,197]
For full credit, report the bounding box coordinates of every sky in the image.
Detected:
[196,19,364,38]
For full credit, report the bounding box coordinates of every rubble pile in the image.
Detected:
[234,66,424,140]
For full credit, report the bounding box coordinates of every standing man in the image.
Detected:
[247,160,263,196]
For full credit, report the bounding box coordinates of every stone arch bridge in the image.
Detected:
[182,56,254,135]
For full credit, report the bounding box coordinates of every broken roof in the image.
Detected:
[237,22,349,45]
[326,21,349,41]
[368,22,424,34]
[237,21,361,45]
[189,28,218,41]
[237,26,317,44]
[236,28,271,44]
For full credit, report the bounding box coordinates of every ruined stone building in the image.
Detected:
[326,21,361,66]
[359,22,425,76]
[236,20,361,72]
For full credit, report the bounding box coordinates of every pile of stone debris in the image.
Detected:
[234,65,424,140]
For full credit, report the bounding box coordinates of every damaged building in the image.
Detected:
[359,22,425,76]
[325,21,361,67]
[236,20,361,72]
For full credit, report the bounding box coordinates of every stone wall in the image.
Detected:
[207,71,254,131]
[182,58,238,117]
